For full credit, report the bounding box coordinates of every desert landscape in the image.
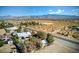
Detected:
[0,6,79,53]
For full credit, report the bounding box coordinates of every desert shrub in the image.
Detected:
[23,41,34,52]
[46,33,54,45]
[35,40,42,49]
[0,40,5,47]
[31,31,37,36]
[36,31,46,39]
[17,26,22,32]
[72,32,79,39]
[29,36,37,44]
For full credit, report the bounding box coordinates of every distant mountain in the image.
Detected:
[0,14,79,20]
[39,14,79,19]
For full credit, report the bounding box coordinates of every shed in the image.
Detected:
[5,26,18,33]
[41,39,48,48]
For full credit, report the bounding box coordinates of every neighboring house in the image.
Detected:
[41,39,48,48]
[5,26,18,33]
[0,34,13,45]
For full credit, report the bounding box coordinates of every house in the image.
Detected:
[13,32,31,40]
[0,34,10,41]
[41,39,48,48]
[0,34,13,45]
[5,26,18,33]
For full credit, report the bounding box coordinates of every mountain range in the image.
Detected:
[0,14,79,20]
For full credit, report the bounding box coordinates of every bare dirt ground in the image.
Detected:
[0,29,6,35]
[0,44,16,53]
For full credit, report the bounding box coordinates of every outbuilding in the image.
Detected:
[41,39,48,48]
[5,26,18,33]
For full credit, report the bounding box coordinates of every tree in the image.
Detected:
[36,31,46,39]
[23,41,34,52]
[46,33,54,45]
[29,36,42,50]
[0,21,5,28]
[6,23,14,27]
[17,25,22,32]
[1,21,14,28]
[12,35,20,44]
[29,36,36,44]
[0,40,5,47]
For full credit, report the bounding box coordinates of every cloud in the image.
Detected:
[48,9,79,16]
[48,9,64,14]
[72,9,79,16]
[72,9,79,12]
[49,10,52,12]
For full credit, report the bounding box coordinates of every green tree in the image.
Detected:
[17,25,22,32]
[29,36,36,44]
[0,21,5,28]
[46,33,54,45]
[0,21,14,28]
[6,23,14,27]
[37,31,46,39]
[31,21,36,25]
[12,35,20,44]
[0,40,5,47]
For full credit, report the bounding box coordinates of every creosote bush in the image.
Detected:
[46,33,54,45]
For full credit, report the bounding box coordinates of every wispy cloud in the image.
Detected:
[72,9,79,12]
[48,9,79,16]
[49,10,52,12]
[72,9,79,16]
[48,9,64,14]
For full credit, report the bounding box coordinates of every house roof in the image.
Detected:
[16,32,31,38]
[5,26,18,30]
[0,34,11,41]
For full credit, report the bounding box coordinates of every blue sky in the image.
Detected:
[0,6,79,16]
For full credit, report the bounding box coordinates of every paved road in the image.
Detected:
[36,31,79,53]
[54,37,79,52]
[35,37,79,53]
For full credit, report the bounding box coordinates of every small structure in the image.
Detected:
[8,40,13,45]
[41,39,48,48]
[5,26,18,33]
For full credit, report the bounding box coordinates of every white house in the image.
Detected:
[5,26,18,33]
[13,32,31,40]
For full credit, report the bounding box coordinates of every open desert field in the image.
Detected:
[4,19,79,31]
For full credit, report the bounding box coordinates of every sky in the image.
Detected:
[0,6,79,16]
